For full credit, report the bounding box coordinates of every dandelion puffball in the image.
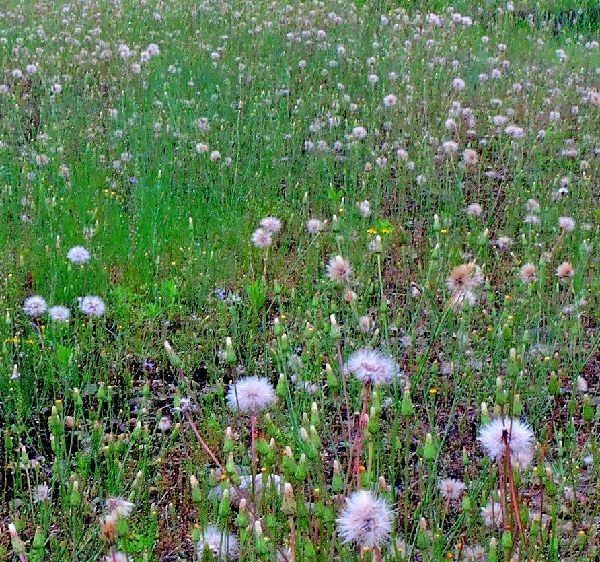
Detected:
[326,255,353,283]
[49,306,70,322]
[23,296,47,317]
[79,295,106,317]
[197,526,239,560]
[251,227,272,248]
[226,376,275,414]
[438,478,466,500]
[477,417,534,461]
[345,348,399,385]
[337,490,393,548]
[259,216,282,233]
[66,245,91,265]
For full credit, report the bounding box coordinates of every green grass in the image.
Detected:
[0,0,598,560]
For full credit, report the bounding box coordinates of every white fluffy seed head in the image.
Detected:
[337,490,393,548]
[49,305,70,322]
[197,526,239,560]
[477,417,534,461]
[66,245,91,265]
[438,478,466,500]
[79,295,106,317]
[260,216,282,233]
[306,218,324,234]
[558,216,575,232]
[226,376,275,413]
[23,296,47,317]
[481,499,502,528]
[106,497,134,518]
[326,255,353,283]
[251,227,272,248]
[345,348,399,386]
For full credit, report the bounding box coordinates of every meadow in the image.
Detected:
[0,0,599,560]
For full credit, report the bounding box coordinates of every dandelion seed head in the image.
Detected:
[251,228,272,249]
[352,126,367,140]
[197,526,240,560]
[23,296,47,317]
[67,245,91,265]
[306,218,324,234]
[477,417,534,461]
[326,255,353,283]
[463,148,478,166]
[106,497,134,518]
[49,306,70,322]
[464,203,483,217]
[359,200,371,217]
[452,77,465,90]
[481,499,502,528]
[79,295,106,317]
[558,216,575,232]
[555,261,574,279]
[337,490,393,548]
[103,554,130,562]
[438,478,466,500]
[260,216,282,233]
[345,348,399,386]
[463,545,486,561]
[34,484,51,503]
[226,376,275,413]
[519,263,537,284]
[524,214,540,225]
[383,93,398,107]
[446,263,483,293]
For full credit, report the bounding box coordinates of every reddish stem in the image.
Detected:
[504,436,526,545]
[353,383,371,485]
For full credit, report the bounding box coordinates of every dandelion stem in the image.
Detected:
[353,382,371,486]
[498,456,507,531]
[504,435,526,547]
[289,516,296,562]
[251,414,257,500]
